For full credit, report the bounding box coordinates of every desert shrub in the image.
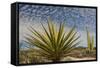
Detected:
[25,19,80,62]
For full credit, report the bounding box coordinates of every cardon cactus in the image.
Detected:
[86,28,94,54]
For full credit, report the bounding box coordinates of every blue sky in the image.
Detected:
[19,4,96,49]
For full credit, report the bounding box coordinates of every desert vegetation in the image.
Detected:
[82,28,96,57]
[19,19,96,64]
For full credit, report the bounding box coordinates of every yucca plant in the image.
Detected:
[86,28,94,54]
[25,19,80,62]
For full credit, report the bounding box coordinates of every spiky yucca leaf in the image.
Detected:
[25,20,80,62]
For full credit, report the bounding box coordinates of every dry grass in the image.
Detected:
[19,47,96,64]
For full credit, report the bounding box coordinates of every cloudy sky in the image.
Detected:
[19,3,96,49]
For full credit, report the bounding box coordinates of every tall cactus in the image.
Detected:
[91,36,94,51]
[86,28,94,52]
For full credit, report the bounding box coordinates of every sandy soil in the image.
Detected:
[61,56,96,61]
